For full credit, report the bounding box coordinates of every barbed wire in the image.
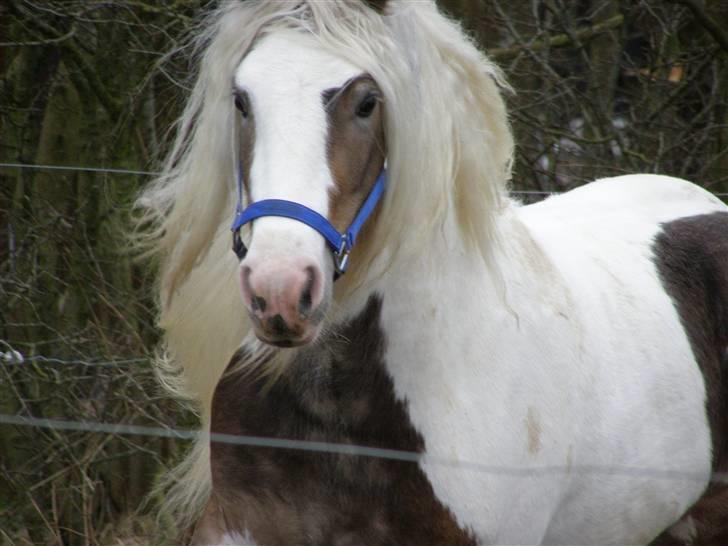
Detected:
[0,341,147,368]
[10,310,728,463]
[2,412,725,484]
[2,161,726,197]
[5,336,725,476]
[5,344,724,481]
[3,354,148,367]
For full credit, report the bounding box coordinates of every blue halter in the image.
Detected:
[230,169,387,277]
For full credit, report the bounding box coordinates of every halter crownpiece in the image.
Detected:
[230,169,387,278]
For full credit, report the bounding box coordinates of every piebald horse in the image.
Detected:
[137,1,728,544]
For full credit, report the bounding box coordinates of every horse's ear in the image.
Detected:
[362,0,388,13]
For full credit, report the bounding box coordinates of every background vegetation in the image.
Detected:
[1,0,727,543]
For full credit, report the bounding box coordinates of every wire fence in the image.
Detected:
[3,161,727,198]
[2,413,726,484]
[1,343,146,368]
[0,162,158,177]
[2,341,726,483]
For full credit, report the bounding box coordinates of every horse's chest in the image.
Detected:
[206,296,476,545]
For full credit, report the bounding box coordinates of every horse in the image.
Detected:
[136,1,728,544]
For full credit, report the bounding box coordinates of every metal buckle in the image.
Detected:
[334,236,350,276]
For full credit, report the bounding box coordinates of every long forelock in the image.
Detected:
[306,1,515,286]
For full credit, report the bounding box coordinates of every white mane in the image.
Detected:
[135,0,514,528]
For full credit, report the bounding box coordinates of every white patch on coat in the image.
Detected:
[338,174,724,545]
[216,531,257,546]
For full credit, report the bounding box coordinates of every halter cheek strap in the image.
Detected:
[230,169,387,278]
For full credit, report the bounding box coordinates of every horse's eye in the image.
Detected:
[234,93,249,118]
[356,94,378,118]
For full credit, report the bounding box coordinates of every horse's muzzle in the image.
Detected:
[239,260,325,347]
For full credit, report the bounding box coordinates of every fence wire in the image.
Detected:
[3,412,726,485]
[2,338,726,483]
[0,161,158,177]
[4,342,727,486]
[2,161,726,197]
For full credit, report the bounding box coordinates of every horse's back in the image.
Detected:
[517,174,727,315]
[519,174,728,544]
[519,174,724,226]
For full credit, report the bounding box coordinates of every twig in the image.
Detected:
[490,14,624,60]
[668,0,728,54]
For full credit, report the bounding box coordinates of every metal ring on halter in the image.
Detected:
[333,235,351,277]
[230,169,387,278]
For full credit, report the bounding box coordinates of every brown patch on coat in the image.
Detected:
[193,295,477,545]
[324,74,386,237]
[649,211,728,546]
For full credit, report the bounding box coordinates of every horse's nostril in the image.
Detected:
[298,267,316,318]
[251,295,267,313]
[299,289,312,318]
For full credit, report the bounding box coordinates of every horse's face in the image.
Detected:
[233,31,386,347]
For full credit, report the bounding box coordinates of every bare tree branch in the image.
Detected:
[668,0,728,54]
[490,13,624,60]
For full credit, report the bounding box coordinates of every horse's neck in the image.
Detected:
[334,208,570,390]
[343,207,561,338]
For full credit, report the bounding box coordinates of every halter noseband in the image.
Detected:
[230,169,387,278]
